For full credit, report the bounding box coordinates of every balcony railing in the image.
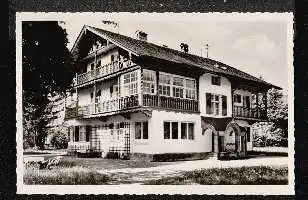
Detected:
[65,95,139,118]
[75,59,133,86]
[233,106,267,120]
[65,94,199,118]
[143,94,199,112]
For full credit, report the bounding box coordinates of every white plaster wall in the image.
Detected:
[199,73,232,118]
[149,110,212,154]
[78,87,93,106]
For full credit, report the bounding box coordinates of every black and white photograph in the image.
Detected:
[16,12,294,195]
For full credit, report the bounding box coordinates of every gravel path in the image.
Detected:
[98,156,288,184]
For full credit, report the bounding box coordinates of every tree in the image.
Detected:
[252,88,288,147]
[22,21,75,149]
[267,88,288,146]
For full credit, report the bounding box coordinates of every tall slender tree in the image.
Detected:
[22,21,75,149]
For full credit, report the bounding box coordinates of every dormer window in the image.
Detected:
[211,76,221,86]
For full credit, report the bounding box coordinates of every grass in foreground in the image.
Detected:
[24,166,109,185]
[145,166,288,185]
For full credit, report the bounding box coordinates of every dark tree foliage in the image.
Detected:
[22,21,75,149]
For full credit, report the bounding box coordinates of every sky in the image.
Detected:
[58,13,292,92]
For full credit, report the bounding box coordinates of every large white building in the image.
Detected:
[64,25,281,161]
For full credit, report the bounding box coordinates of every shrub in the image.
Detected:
[146,166,288,185]
[24,166,109,185]
[50,130,68,149]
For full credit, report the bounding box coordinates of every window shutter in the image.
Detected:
[222,95,227,116]
[206,93,212,114]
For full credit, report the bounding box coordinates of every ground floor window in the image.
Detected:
[135,121,148,139]
[164,121,194,140]
[74,126,79,142]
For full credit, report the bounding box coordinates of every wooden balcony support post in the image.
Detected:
[156,70,160,107]
[93,82,97,114]
[256,92,259,118]
[139,68,143,106]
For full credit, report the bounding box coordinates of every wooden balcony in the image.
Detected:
[142,94,199,112]
[65,94,199,119]
[233,106,267,120]
[65,95,140,118]
[75,59,133,86]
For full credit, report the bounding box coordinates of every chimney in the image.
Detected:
[180,43,189,53]
[135,30,148,42]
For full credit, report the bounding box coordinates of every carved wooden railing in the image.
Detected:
[65,95,139,118]
[142,94,199,112]
[76,59,133,86]
[233,106,267,120]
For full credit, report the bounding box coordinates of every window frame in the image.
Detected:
[135,121,149,140]
[164,121,195,140]
[211,76,221,86]
[234,94,242,104]
[206,93,228,116]
[142,69,156,94]
[158,72,196,100]
[123,70,138,96]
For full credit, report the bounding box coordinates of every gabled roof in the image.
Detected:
[72,25,281,90]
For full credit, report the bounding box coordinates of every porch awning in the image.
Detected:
[201,116,232,131]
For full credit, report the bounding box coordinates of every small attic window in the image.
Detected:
[220,66,227,70]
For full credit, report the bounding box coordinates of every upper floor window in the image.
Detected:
[158,74,171,96]
[211,76,221,86]
[206,93,227,116]
[142,69,156,94]
[234,94,242,103]
[91,63,95,71]
[123,71,138,96]
[158,72,196,99]
[111,55,115,62]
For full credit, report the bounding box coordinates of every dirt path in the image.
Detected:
[98,156,289,184]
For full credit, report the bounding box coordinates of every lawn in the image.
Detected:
[145,166,288,185]
[58,156,179,169]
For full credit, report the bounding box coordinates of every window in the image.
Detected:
[222,95,227,116]
[91,63,95,71]
[211,76,221,85]
[97,60,101,67]
[164,122,170,139]
[90,92,94,102]
[247,127,251,142]
[135,122,141,139]
[172,77,184,98]
[185,79,196,99]
[243,96,251,108]
[171,122,178,139]
[135,122,148,139]
[74,126,79,142]
[123,71,138,96]
[206,93,220,115]
[188,123,194,140]
[142,69,156,94]
[234,94,242,103]
[181,123,187,139]
[206,93,225,116]
[96,90,101,103]
[158,74,171,96]
[159,72,196,99]
[181,122,194,140]
[111,55,115,62]
[86,126,91,142]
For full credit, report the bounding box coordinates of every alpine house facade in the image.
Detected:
[64,25,281,160]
